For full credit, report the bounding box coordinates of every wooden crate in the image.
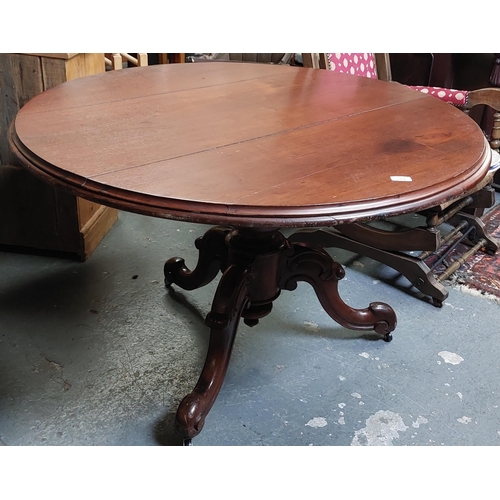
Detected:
[0,53,118,260]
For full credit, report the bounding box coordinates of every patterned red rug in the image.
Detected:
[445,204,500,301]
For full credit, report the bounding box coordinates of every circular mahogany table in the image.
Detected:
[9,62,491,443]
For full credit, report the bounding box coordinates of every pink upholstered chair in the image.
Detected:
[293,53,500,306]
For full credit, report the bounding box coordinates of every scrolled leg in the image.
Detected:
[164,226,231,290]
[282,243,397,341]
[169,228,398,443]
[175,264,251,440]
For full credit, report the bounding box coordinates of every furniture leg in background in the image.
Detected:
[489,55,500,188]
[158,54,186,64]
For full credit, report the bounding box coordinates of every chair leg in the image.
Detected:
[491,111,500,152]
[290,196,499,307]
[448,212,499,255]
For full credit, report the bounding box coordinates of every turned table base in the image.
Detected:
[164,226,397,443]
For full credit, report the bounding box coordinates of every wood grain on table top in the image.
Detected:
[11,62,490,227]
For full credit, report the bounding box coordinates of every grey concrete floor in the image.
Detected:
[1,206,500,447]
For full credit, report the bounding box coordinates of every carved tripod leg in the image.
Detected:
[175,264,251,440]
[282,243,397,341]
[289,228,449,306]
[164,226,231,290]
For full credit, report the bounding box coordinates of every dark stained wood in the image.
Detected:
[290,227,450,304]
[389,54,434,86]
[9,62,491,228]
[166,226,396,439]
[389,53,499,140]
[294,56,500,306]
[9,63,493,442]
[157,54,185,65]
[0,162,80,251]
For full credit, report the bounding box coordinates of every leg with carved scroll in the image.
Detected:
[289,228,449,306]
[175,264,251,441]
[281,243,397,341]
[164,226,231,290]
[168,227,397,444]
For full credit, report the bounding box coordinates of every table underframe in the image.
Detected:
[164,226,397,443]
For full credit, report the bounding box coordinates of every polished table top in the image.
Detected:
[10,61,492,443]
[10,62,491,227]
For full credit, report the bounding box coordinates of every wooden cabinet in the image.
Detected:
[0,53,118,260]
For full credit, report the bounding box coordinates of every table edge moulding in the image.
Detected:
[8,62,493,444]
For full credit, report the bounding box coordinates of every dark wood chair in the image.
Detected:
[291,53,500,306]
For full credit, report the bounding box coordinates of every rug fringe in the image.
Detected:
[454,284,500,304]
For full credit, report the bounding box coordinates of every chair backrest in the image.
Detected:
[303,53,472,106]
[302,53,392,81]
[324,53,378,78]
